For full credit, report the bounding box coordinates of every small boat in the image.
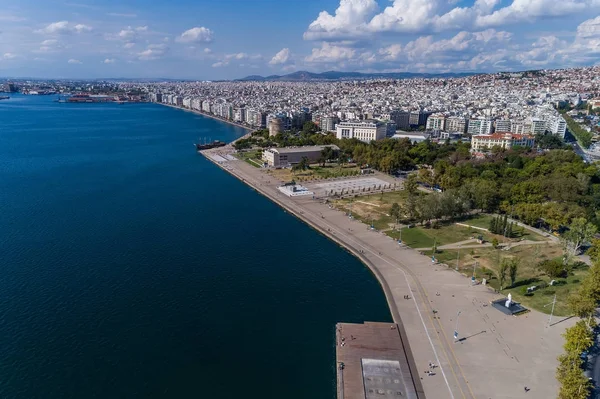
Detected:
[0,96,9,100]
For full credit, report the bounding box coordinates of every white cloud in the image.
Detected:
[137,44,168,60]
[74,24,92,33]
[103,58,116,64]
[304,0,377,40]
[269,48,292,65]
[3,53,16,59]
[204,48,212,53]
[176,27,214,43]
[305,42,356,63]
[378,44,402,60]
[212,61,226,68]
[304,0,600,40]
[67,58,82,64]
[41,39,58,46]
[116,26,147,41]
[36,21,92,35]
[576,15,600,39]
[124,42,135,49]
[476,0,593,27]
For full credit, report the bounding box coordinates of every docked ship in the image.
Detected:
[195,140,226,151]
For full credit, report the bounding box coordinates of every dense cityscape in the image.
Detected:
[4,66,600,159]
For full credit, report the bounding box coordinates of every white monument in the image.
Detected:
[505,293,512,308]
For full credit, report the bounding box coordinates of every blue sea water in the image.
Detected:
[0,94,391,398]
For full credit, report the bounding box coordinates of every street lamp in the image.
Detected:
[456,245,461,271]
[454,310,462,341]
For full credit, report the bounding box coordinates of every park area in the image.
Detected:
[332,190,586,316]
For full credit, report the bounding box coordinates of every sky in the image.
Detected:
[0,0,599,79]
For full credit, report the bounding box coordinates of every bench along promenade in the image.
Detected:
[202,143,576,399]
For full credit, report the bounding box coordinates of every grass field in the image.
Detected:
[234,149,263,168]
[433,244,581,316]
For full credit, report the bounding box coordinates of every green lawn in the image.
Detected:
[433,243,580,316]
[456,214,546,242]
[234,150,263,168]
[392,223,492,249]
[458,214,493,229]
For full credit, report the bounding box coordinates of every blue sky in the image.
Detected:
[0,0,599,79]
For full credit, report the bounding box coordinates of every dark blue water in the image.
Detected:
[0,95,391,398]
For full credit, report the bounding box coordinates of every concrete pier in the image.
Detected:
[336,322,424,399]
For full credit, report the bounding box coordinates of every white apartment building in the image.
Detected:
[548,116,567,138]
[530,118,547,135]
[467,118,493,135]
[446,116,468,133]
[471,133,536,151]
[335,120,387,142]
[426,114,446,131]
[495,119,511,132]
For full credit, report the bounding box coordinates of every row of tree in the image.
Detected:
[556,240,600,398]
[489,214,516,237]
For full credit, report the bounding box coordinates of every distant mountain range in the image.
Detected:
[236,70,477,81]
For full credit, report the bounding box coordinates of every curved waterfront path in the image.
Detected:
[204,144,575,399]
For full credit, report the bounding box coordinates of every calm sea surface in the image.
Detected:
[0,94,391,398]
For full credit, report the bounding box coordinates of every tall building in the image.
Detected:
[320,116,339,132]
[467,118,493,135]
[2,83,17,92]
[382,110,410,130]
[495,119,511,132]
[409,111,433,128]
[335,120,387,142]
[445,116,468,133]
[426,114,446,131]
[529,118,546,135]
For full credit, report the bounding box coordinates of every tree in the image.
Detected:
[563,320,594,354]
[499,260,509,290]
[508,259,518,287]
[405,174,418,195]
[390,202,401,221]
[563,218,597,259]
[292,156,310,172]
[556,352,591,399]
[586,238,600,262]
[537,259,568,278]
[492,237,499,248]
[568,289,597,318]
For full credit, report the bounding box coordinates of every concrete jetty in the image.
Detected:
[336,322,424,399]
[201,144,575,399]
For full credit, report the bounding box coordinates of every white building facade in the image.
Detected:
[335,120,387,142]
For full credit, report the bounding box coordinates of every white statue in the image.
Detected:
[505,293,512,308]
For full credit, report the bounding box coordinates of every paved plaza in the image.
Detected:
[308,177,395,197]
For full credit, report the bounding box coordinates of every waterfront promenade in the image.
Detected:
[203,145,575,399]
[161,103,252,131]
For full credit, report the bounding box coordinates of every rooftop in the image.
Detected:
[270,144,339,154]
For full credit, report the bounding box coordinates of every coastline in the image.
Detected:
[158,103,253,131]
[198,141,573,399]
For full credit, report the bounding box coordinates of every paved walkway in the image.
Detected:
[203,146,575,399]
